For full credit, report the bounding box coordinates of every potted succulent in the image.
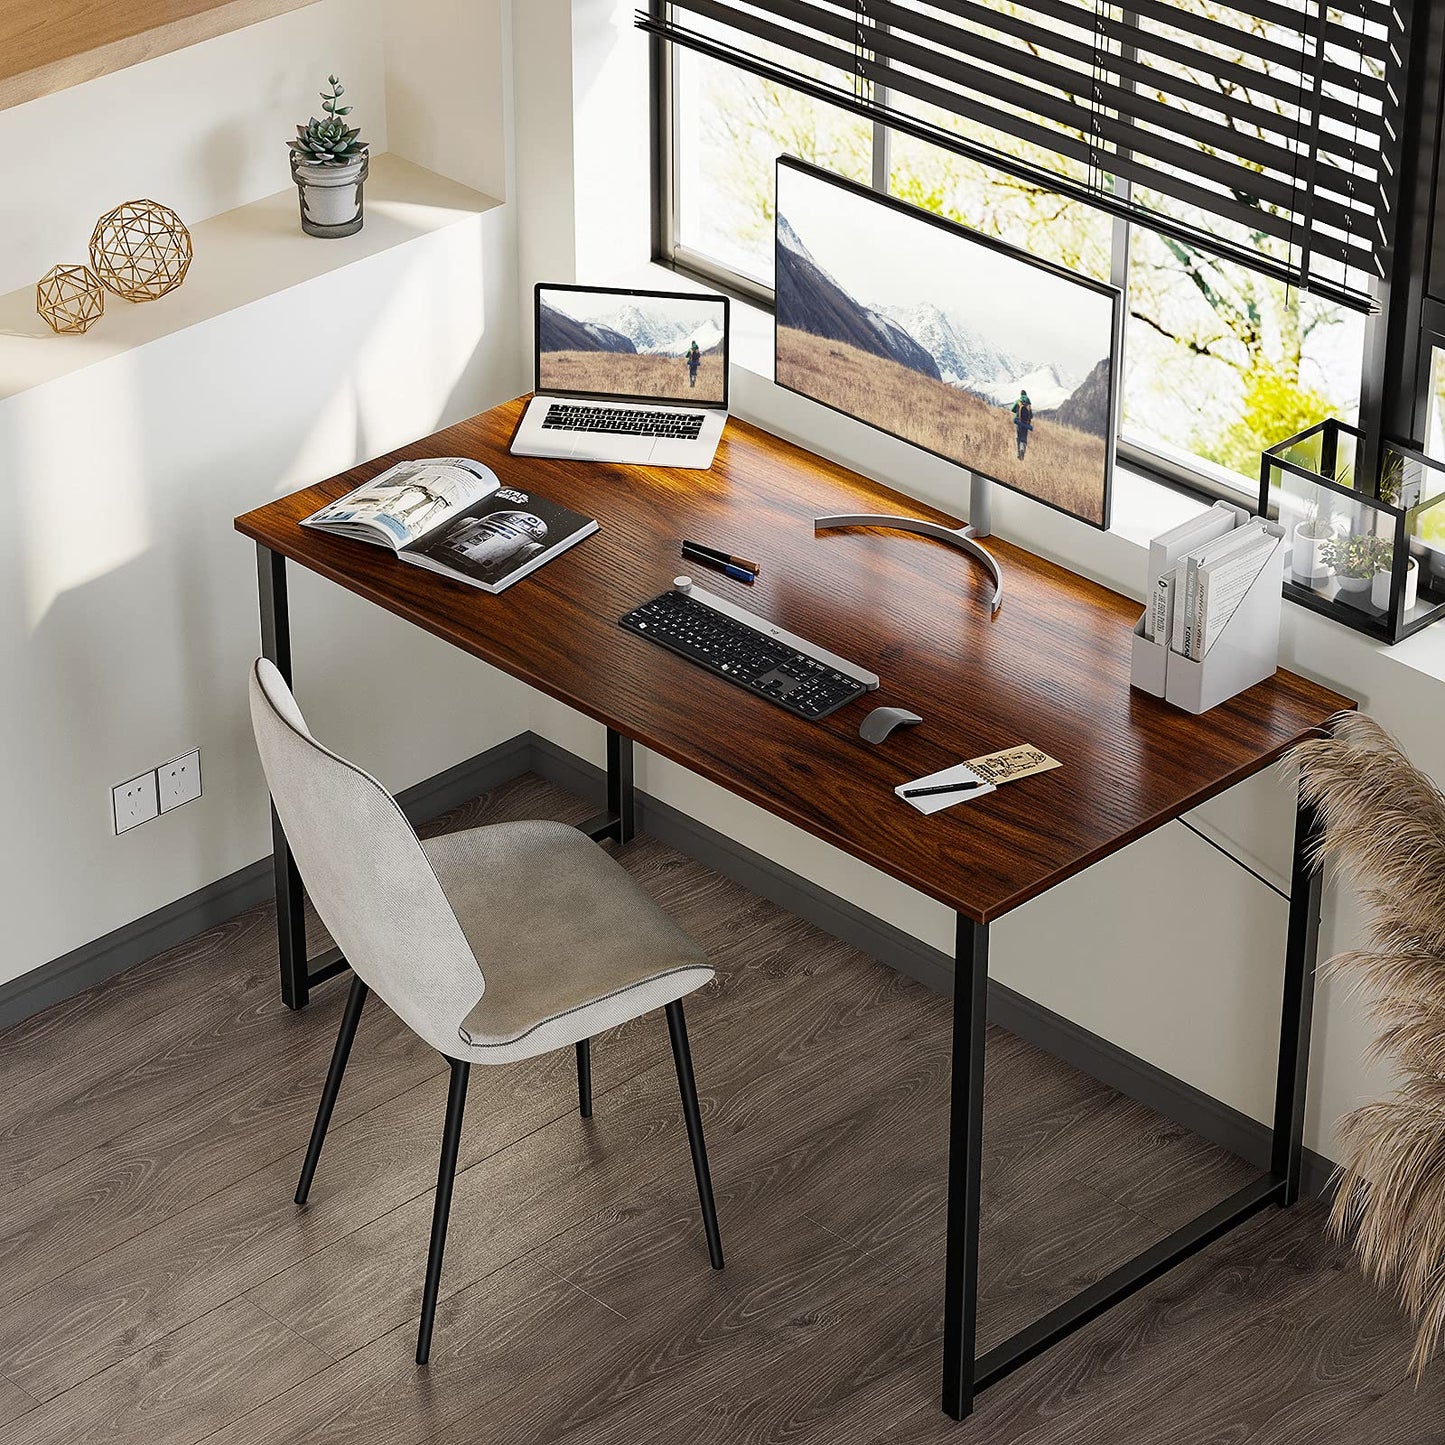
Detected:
[289,75,368,238]
[1321,533,1386,606]
[1291,498,1335,588]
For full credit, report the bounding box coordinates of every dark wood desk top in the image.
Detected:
[236,397,1351,924]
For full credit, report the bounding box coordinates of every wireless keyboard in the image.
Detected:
[543,403,705,439]
[619,582,879,721]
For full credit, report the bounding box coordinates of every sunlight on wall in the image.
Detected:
[348,232,491,449]
[0,0,388,297]
[12,362,153,631]
[274,224,496,495]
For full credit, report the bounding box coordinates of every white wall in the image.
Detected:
[0,1,528,988]
[383,0,509,199]
[516,0,1433,1158]
[0,1,390,298]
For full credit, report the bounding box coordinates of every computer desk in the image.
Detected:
[235,395,1351,1422]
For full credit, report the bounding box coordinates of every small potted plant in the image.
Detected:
[289,75,368,238]
[1291,498,1335,588]
[1370,547,1420,613]
[1321,533,1385,607]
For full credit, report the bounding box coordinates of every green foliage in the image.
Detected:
[291,74,366,166]
[1196,365,1337,480]
[681,33,1363,486]
[1320,532,1391,579]
[1376,450,1406,507]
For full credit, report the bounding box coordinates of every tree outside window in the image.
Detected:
[666,9,1369,500]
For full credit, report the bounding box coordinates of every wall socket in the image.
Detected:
[112,772,160,834]
[158,750,202,813]
[112,748,201,834]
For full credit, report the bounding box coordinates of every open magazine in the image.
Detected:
[302,458,597,595]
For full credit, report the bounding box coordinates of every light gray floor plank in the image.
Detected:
[0,991,443,1310]
[0,1298,329,1445]
[0,1382,34,1431]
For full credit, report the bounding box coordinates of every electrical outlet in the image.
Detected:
[158,749,202,813]
[113,772,159,834]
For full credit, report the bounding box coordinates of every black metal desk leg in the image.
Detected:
[942,914,989,1421]
[607,728,636,843]
[257,543,309,1011]
[1272,791,1323,1206]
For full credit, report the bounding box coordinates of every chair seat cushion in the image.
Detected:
[421,821,713,1062]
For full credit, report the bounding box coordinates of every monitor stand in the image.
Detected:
[814,473,1003,614]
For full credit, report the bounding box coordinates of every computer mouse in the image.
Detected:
[860,706,923,744]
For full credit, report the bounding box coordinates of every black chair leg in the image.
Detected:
[295,974,368,1206]
[417,1058,470,1365]
[665,1000,724,1270]
[576,1039,593,1119]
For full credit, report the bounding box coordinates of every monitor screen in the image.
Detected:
[775,159,1120,529]
[536,285,730,407]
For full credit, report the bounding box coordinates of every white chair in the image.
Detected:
[248,658,723,1363]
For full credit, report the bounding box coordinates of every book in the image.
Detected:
[1177,518,1269,659]
[1150,569,1176,646]
[302,457,597,595]
[1146,500,1249,606]
[1195,531,1278,658]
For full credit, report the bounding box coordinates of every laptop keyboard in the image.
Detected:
[543,403,706,440]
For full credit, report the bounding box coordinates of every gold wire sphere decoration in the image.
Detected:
[89,199,193,303]
[35,264,106,334]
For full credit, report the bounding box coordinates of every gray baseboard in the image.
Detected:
[529,735,1336,1197]
[6,727,1335,1197]
[0,734,533,1031]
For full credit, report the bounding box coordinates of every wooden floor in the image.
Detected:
[0,775,1439,1444]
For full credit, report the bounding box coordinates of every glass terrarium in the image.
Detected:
[1258,420,1445,643]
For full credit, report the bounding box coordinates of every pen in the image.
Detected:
[682,539,761,576]
[680,543,756,584]
[901,778,987,799]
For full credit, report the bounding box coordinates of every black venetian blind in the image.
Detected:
[638,0,1410,312]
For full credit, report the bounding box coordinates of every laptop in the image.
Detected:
[511,283,730,469]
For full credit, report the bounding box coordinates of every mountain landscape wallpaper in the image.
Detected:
[775,164,1117,527]
[538,289,727,404]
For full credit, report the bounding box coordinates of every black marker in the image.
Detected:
[901,778,987,799]
[682,539,760,576]
[680,543,755,584]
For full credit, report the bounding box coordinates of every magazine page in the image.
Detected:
[301,458,499,550]
[400,485,598,595]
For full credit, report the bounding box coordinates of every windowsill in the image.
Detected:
[0,154,501,402]
[629,256,1445,694]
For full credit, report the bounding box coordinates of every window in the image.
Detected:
[658,35,1370,506]
[672,40,872,290]
[1420,344,1445,555]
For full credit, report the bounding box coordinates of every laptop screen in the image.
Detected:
[536,285,729,407]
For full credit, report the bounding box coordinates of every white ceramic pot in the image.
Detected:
[1291,521,1333,587]
[1335,573,1372,597]
[1371,557,1419,613]
[291,150,368,238]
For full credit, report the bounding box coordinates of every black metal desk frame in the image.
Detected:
[255,541,1324,1423]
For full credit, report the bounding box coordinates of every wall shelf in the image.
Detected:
[0,152,501,402]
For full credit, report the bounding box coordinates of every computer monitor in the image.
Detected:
[536,283,730,407]
[775,157,1121,531]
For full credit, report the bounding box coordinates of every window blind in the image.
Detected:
[638,0,1410,312]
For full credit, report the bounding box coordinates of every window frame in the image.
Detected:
[649,44,1379,514]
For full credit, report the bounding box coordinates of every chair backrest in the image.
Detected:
[248,658,484,1055]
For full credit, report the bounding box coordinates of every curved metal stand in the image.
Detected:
[813,513,1004,614]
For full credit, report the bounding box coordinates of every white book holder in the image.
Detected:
[1130,523,1286,715]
